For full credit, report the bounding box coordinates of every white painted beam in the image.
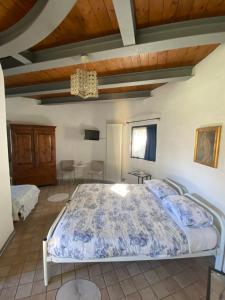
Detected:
[3,17,225,76]
[12,54,32,65]
[40,90,151,105]
[112,0,136,46]
[0,0,77,58]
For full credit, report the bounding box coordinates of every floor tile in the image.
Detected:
[16,283,33,299]
[131,274,149,290]
[115,267,130,281]
[126,291,142,300]
[0,286,17,299]
[151,280,171,299]
[139,286,157,300]
[31,280,46,295]
[4,274,20,287]
[103,270,119,286]
[126,263,141,276]
[107,283,124,300]
[120,278,137,296]
[144,269,160,285]
[20,271,35,284]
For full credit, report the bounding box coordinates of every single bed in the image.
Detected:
[11,184,40,221]
[43,180,225,286]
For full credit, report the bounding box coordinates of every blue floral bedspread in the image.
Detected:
[48,184,189,260]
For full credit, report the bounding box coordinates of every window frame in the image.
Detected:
[130,125,148,160]
[130,124,157,161]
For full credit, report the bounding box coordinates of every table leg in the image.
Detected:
[138,177,139,184]
[142,177,144,184]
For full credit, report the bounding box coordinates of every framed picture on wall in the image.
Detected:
[194,125,222,168]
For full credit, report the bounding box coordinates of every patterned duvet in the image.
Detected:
[48,184,189,260]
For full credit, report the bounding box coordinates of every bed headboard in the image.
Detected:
[186,193,225,235]
[164,178,188,195]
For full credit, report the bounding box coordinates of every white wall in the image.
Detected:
[0,65,14,250]
[6,98,131,178]
[6,44,225,212]
[123,44,225,212]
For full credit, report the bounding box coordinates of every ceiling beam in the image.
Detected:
[11,52,33,65]
[5,66,193,98]
[0,0,77,58]
[112,0,136,46]
[40,90,151,105]
[3,16,225,77]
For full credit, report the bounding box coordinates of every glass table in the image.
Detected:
[128,170,152,184]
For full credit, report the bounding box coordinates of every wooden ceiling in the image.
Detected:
[134,0,225,28]
[31,0,225,51]
[5,45,218,88]
[1,0,225,102]
[0,0,37,32]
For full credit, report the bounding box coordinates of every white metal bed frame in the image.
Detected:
[43,181,225,286]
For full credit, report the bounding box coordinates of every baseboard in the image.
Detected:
[0,230,15,256]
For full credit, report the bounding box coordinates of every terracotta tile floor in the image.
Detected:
[0,182,214,299]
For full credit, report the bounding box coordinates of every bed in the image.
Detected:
[11,184,40,221]
[43,179,225,286]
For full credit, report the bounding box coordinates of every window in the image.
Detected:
[131,125,157,161]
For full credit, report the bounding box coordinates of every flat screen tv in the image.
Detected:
[84,129,99,140]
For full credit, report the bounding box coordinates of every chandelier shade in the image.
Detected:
[70,69,98,99]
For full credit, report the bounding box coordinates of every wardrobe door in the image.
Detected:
[33,127,56,185]
[11,125,35,184]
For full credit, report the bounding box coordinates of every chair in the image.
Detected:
[87,160,104,180]
[60,160,75,183]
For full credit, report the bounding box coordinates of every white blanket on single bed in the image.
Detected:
[48,184,190,260]
[11,185,40,220]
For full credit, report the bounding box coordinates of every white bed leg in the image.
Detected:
[43,238,49,286]
[215,253,223,271]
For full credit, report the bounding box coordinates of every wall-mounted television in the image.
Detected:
[84,129,99,140]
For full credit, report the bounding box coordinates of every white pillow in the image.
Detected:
[162,195,213,228]
[144,179,179,200]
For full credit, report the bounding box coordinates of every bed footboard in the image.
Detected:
[43,238,48,286]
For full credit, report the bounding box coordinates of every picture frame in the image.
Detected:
[207,267,225,300]
[194,126,222,168]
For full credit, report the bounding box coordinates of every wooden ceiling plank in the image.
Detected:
[157,51,168,69]
[162,0,179,23]
[205,0,225,16]
[103,0,119,31]
[89,0,115,33]
[148,52,158,69]
[190,0,210,19]
[0,0,37,32]
[149,0,164,26]
[175,0,195,21]
[134,0,149,28]
[99,83,163,94]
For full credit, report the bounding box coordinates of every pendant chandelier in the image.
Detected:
[70,55,98,99]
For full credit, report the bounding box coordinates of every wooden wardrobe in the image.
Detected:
[10,124,57,186]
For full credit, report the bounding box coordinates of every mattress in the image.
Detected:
[11,185,40,220]
[48,184,218,260]
[184,226,218,253]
